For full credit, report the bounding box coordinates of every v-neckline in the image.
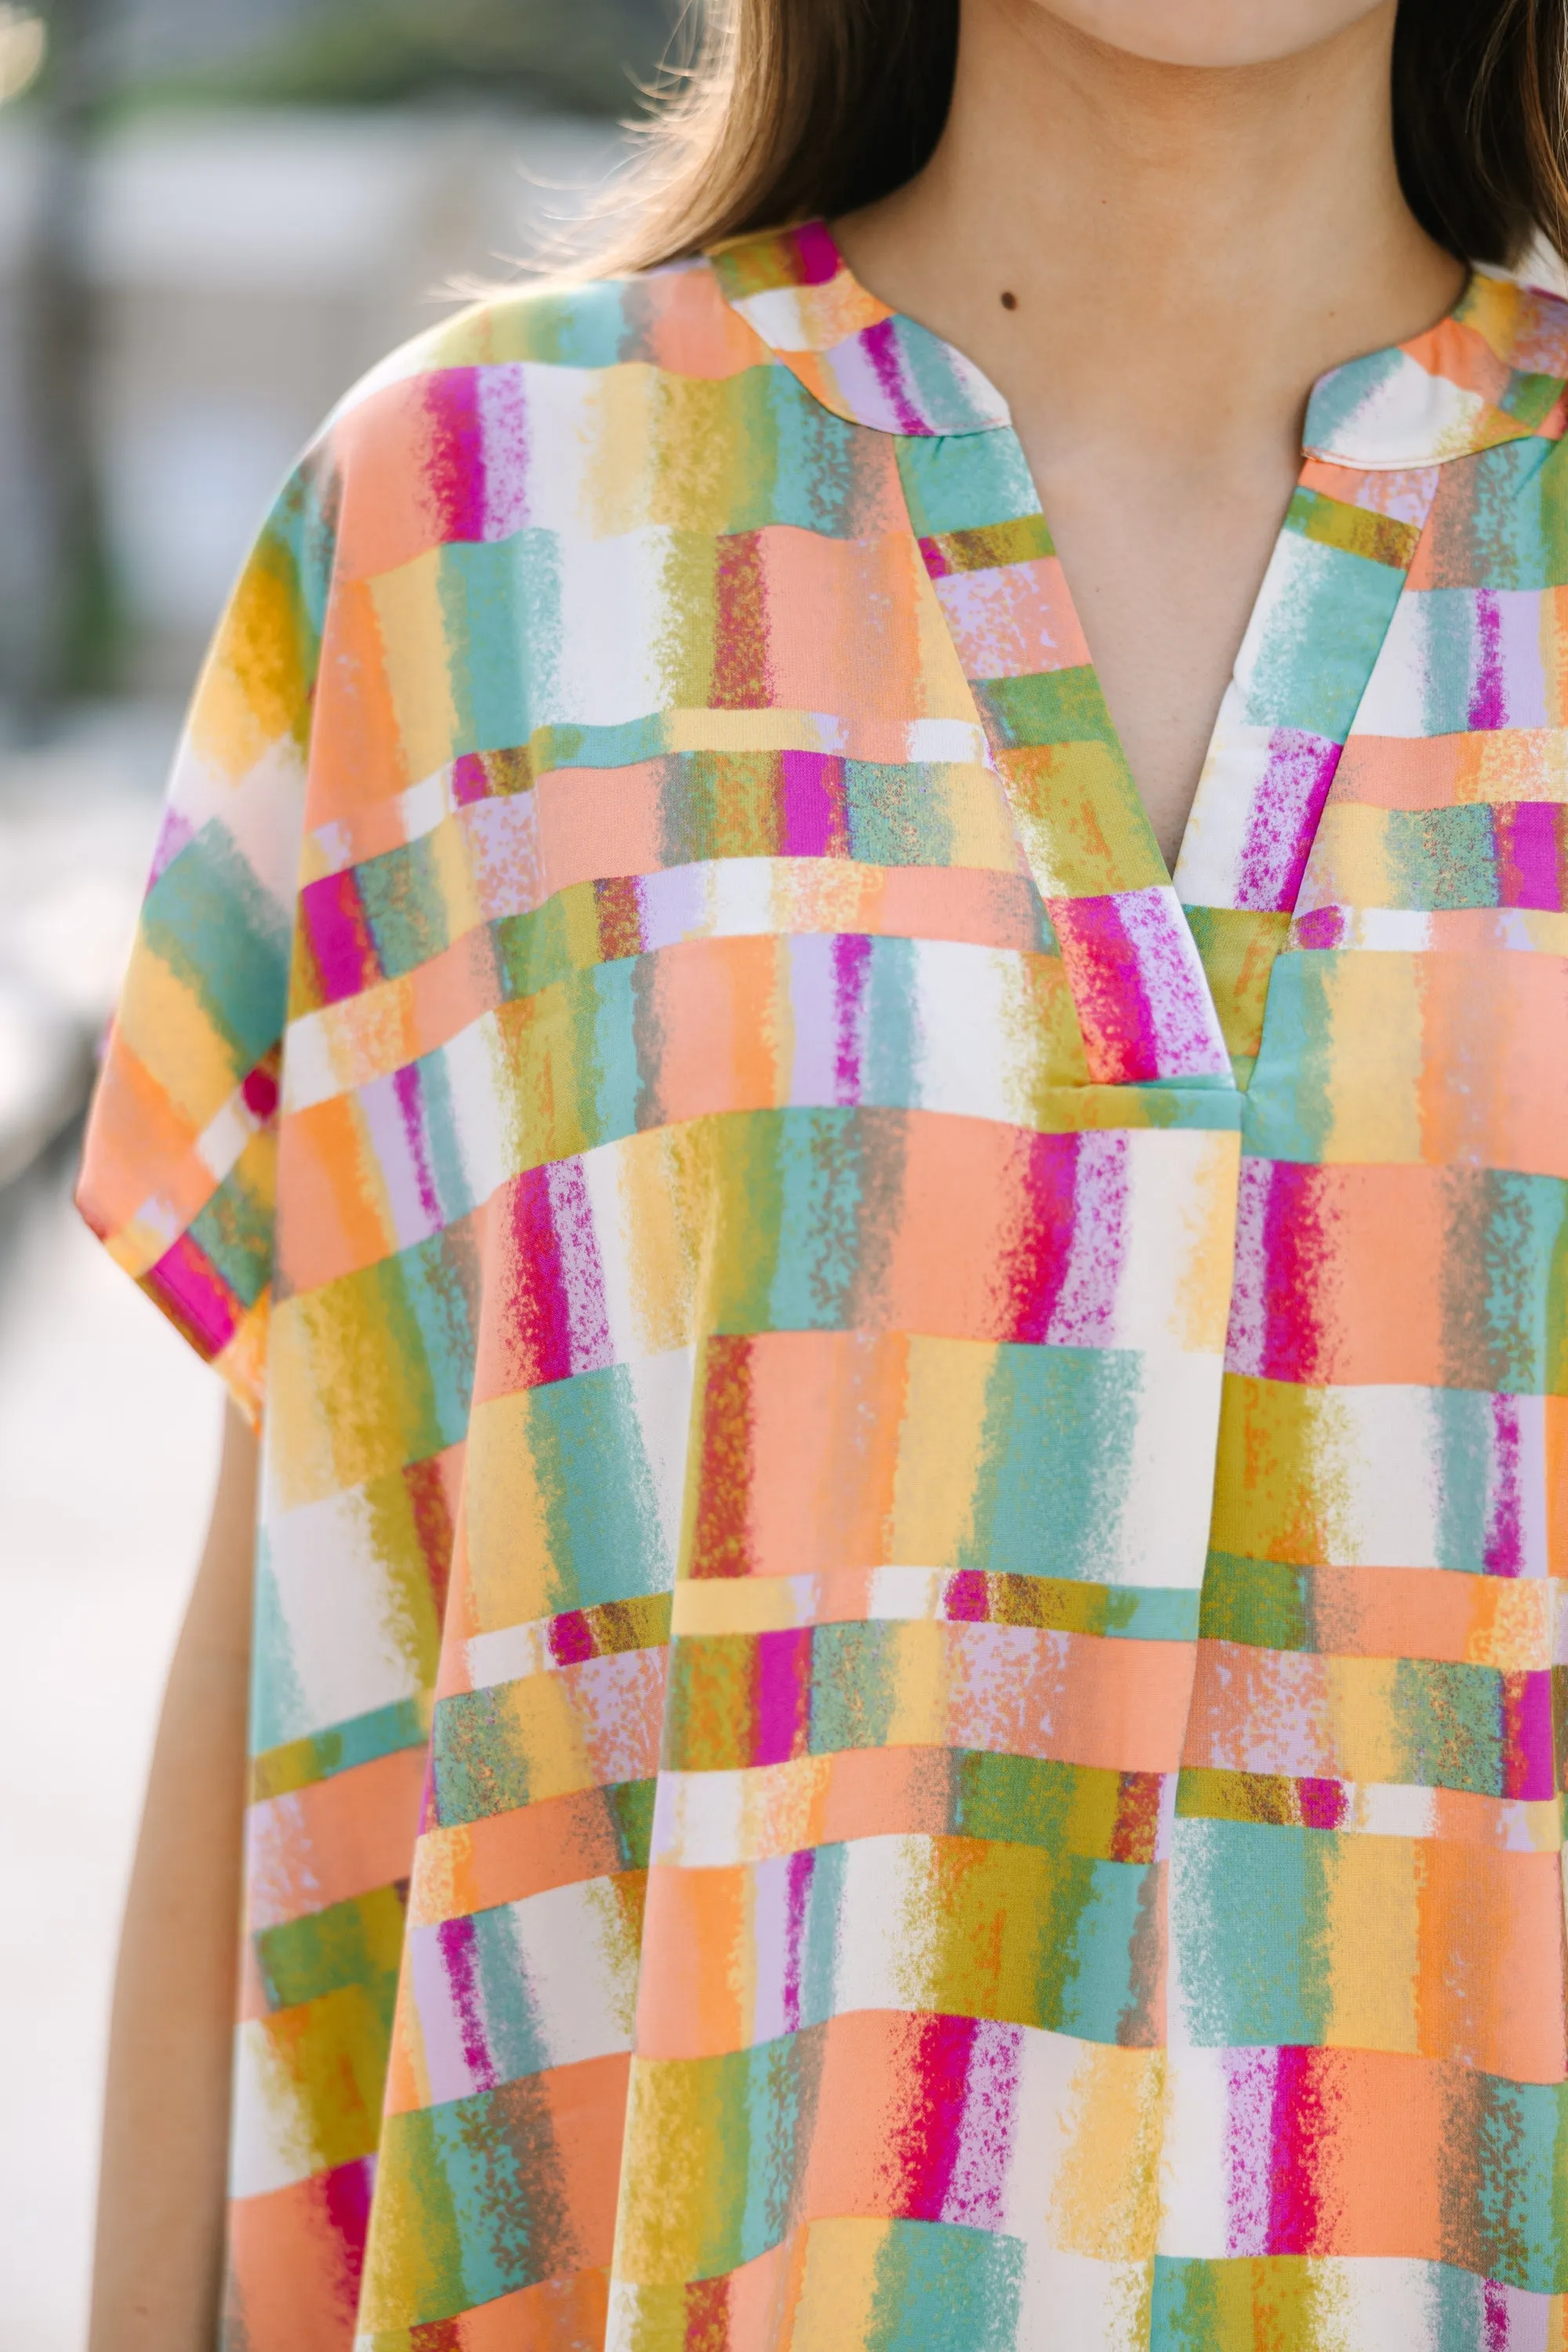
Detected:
[853,334,1345,897]
[888,270,1446,1091]
[709,223,1565,1088]
[930,397,1440,1087]
[796,222,1462,877]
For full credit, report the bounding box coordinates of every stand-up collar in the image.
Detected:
[710,223,1568,469]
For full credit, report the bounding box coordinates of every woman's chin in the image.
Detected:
[1014,0,1393,71]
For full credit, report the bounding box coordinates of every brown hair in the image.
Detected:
[593,0,1568,274]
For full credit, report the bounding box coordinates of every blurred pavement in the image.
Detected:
[0,703,180,1177]
[0,702,221,2350]
[0,1135,222,2352]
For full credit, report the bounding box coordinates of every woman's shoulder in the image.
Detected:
[324,252,769,442]
[1471,268,1568,384]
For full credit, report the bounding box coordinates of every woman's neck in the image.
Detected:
[835,1,1466,868]
[837,0,1463,472]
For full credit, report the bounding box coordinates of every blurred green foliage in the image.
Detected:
[144,0,683,117]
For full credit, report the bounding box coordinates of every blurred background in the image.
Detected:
[0,2,671,2341]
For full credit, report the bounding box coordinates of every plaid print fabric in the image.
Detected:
[78,222,1568,2350]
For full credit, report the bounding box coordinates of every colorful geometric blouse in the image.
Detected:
[79,222,1568,2352]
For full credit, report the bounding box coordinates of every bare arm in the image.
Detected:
[89,1399,258,2352]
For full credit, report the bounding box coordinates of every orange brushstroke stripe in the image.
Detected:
[247,1744,426,1932]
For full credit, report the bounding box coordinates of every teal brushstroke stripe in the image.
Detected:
[249,1692,431,1789]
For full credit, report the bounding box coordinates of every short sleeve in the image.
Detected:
[77,448,338,1425]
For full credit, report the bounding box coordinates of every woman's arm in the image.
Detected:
[88,1399,259,2352]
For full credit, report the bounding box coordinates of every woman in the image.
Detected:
[81,2,1568,2347]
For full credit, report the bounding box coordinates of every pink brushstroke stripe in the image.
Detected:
[1232,730,1343,912]
[314,2155,375,2314]
[789,220,841,287]
[1486,1394,1526,1577]
[146,1229,241,1356]
[1043,1129,1130,1347]
[1052,891,1229,1083]
[419,362,529,546]
[830,932,871,1105]
[1224,2045,1277,2255]
[941,2017,1021,2230]
[1469,589,1506,730]
[917,533,956,582]
[477,361,531,542]
[753,1626,812,1766]
[416,1915,499,2101]
[1265,2045,1330,2254]
[896,2013,981,2220]
[1504,1670,1555,1800]
[1223,1158,1329,1384]
[1048,895,1160,1084]
[996,1130,1081,1342]
[854,318,933,437]
[502,1157,614,1387]
[1293,905,1346,949]
[451,750,492,807]
[1116,889,1232,1076]
[300,867,380,1004]
[423,367,485,543]
[1497,802,1566,911]
[396,1063,443,1229]
[779,748,848,858]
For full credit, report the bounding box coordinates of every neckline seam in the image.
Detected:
[706,224,1568,467]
